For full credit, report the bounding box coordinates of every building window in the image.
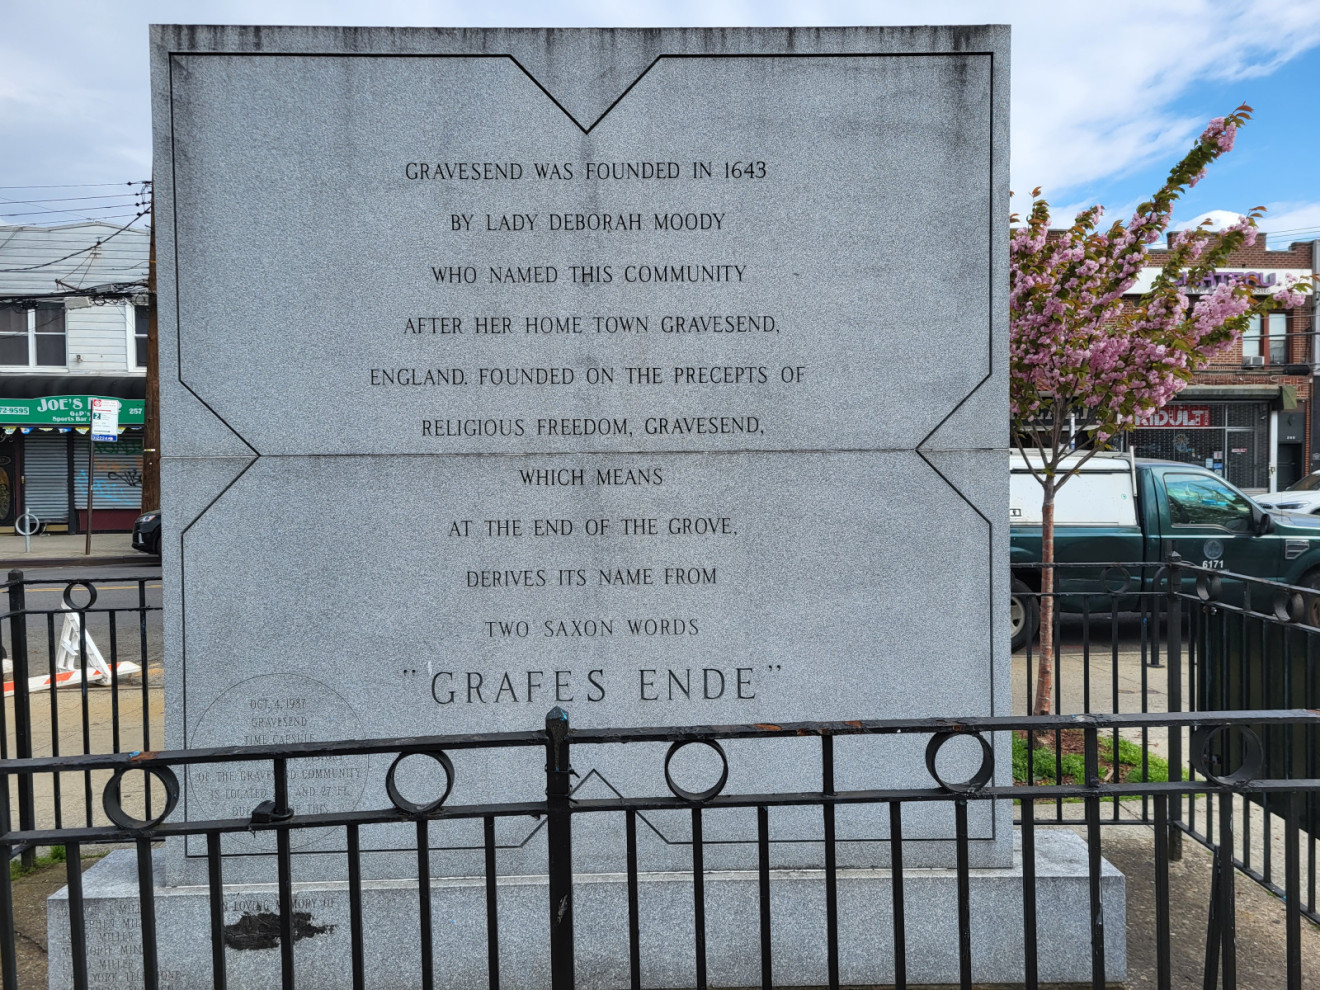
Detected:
[0,302,66,368]
[134,306,148,369]
[1243,312,1288,364]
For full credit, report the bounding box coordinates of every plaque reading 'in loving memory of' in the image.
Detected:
[153,25,1010,882]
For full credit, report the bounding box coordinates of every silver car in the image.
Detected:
[1256,472,1320,515]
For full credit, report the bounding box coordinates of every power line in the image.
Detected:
[0,204,147,219]
[0,181,148,191]
[0,192,149,205]
[0,210,151,273]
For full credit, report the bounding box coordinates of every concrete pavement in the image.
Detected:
[0,532,157,570]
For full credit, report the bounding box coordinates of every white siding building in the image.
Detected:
[0,223,150,532]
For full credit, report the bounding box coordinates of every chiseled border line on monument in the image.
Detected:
[167,48,1002,855]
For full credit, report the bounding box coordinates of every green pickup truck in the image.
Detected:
[1009,453,1320,649]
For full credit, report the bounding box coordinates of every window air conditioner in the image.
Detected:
[1242,355,1266,368]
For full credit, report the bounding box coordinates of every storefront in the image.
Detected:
[0,394,146,532]
[1126,386,1304,493]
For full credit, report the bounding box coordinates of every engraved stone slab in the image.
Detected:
[149,24,1012,886]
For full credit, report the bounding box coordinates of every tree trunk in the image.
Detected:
[1032,491,1056,715]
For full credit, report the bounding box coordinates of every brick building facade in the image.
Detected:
[1123,236,1317,492]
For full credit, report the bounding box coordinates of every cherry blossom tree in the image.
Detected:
[1011,105,1311,715]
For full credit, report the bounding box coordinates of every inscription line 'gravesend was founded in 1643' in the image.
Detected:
[149,26,1010,889]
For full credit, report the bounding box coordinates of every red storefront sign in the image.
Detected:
[1134,405,1212,428]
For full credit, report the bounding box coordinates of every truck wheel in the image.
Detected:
[1304,571,1320,627]
[1011,577,1039,652]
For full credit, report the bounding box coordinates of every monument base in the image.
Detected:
[49,831,1123,988]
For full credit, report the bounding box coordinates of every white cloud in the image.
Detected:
[1257,201,1320,243]
[1,1,1319,199]
[1001,0,1320,200]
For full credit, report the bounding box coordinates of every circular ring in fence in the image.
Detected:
[15,512,39,537]
[1195,574,1223,603]
[385,749,455,816]
[1273,590,1305,623]
[102,764,180,830]
[924,731,995,794]
[663,739,729,804]
[1189,724,1264,787]
[1100,565,1133,595]
[62,580,97,611]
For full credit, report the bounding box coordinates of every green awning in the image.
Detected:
[0,395,145,426]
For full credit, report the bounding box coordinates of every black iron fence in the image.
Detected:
[0,564,1318,987]
[2,708,1316,990]
[1013,557,1320,926]
[0,569,161,869]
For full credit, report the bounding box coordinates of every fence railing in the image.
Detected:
[3,708,1317,990]
[1012,557,1320,924]
[2,564,1319,986]
[0,569,162,869]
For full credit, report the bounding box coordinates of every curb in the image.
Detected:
[0,555,160,571]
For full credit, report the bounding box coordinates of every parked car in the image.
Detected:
[132,509,161,556]
[1010,452,1320,650]
[1255,472,1320,515]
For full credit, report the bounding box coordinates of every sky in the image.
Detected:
[2,0,1319,244]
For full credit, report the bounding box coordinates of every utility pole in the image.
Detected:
[142,182,160,515]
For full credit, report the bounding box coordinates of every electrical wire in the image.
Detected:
[0,203,146,219]
[0,209,151,273]
[0,192,149,204]
[0,182,148,190]
[0,181,151,227]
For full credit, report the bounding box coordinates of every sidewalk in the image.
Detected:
[0,533,157,570]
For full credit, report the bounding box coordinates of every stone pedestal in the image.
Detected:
[49,832,1123,989]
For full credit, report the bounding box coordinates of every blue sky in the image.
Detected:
[1,1,1318,244]
[1057,41,1320,245]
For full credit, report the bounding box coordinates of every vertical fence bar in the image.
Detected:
[46,613,61,829]
[691,806,707,990]
[483,815,500,990]
[273,759,294,990]
[6,573,33,872]
[416,818,433,990]
[1082,597,1092,712]
[348,824,365,990]
[627,809,642,990]
[1166,567,1184,860]
[1286,790,1301,990]
[1154,796,1172,990]
[1020,797,1038,990]
[757,805,772,990]
[108,613,120,753]
[544,707,575,990]
[77,604,91,824]
[136,836,158,990]
[955,799,972,990]
[1218,791,1236,989]
[64,840,88,990]
[1084,727,1105,990]
[1203,849,1222,990]
[821,735,839,990]
[138,579,152,819]
[889,802,907,990]
[206,831,227,990]
[0,812,16,990]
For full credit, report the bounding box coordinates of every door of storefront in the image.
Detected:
[20,432,69,528]
[1128,401,1272,492]
[1277,410,1307,489]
